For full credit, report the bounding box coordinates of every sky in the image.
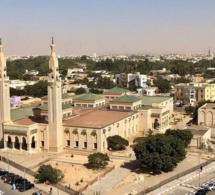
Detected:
[1,0,215,56]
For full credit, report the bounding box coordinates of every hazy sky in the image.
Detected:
[1,0,215,55]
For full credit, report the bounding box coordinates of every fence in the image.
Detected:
[136,158,215,195]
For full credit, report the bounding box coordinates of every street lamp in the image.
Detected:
[24,169,26,192]
[56,162,59,195]
[7,150,10,172]
[198,144,201,188]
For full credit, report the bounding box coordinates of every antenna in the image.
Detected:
[0,38,2,45]
[51,37,54,44]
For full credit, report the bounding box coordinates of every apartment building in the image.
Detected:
[174,83,215,106]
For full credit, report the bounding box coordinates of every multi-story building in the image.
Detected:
[115,72,147,88]
[174,83,215,106]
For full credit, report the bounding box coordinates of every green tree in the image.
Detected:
[107,135,129,151]
[96,76,116,89]
[75,87,86,95]
[153,76,171,93]
[86,152,109,169]
[25,81,48,97]
[185,106,195,115]
[89,88,102,94]
[35,164,64,184]
[133,134,186,172]
[165,129,193,148]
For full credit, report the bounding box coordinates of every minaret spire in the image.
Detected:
[47,39,63,152]
[0,39,11,147]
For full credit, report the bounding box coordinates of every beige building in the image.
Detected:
[0,40,174,154]
[198,103,215,127]
[174,82,215,106]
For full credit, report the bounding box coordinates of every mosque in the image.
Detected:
[0,39,173,154]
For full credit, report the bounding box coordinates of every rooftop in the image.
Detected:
[64,109,136,128]
[140,96,172,106]
[103,86,130,94]
[41,93,72,100]
[11,106,34,121]
[12,118,37,126]
[110,94,141,103]
[73,93,104,101]
[33,104,72,111]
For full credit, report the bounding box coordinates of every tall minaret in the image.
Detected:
[48,37,63,152]
[0,39,11,146]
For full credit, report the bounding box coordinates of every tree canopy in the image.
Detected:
[165,129,193,148]
[107,135,129,151]
[153,76,171,93]
[133,134,186,172]
[86,152,110,169]
[75,87,86,95]
[35,164,64,184]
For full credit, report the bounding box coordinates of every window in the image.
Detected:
[125,107,131,110]
[84,142,87,148]
[75,141,79,147]
[94,143,97,149]
[119,106,124,110]
[112,106,117,109]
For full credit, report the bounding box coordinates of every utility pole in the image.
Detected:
[24,169,26,192]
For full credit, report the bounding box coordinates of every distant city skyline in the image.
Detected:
[1,0,215,56]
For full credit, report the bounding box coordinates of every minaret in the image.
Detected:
[208,47,211,57]
[48,37,63,152]
[0,39,11,146]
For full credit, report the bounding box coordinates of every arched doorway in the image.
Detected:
[7,136,12,148]
[154,118,160,130]
[22,137,27,150]
[64,130,70,147]
[14,136,20,149]
[31,136,36,149]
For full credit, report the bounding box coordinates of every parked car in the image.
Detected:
[195,188,209,195]
[1,173,15,180]
[32,190,43,195]
[0,171,8,176]
[206,182,215,191]
[16,181,31,189]
[19,183,35,192]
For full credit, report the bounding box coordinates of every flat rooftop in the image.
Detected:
[11,106,34,121]
[64,109,136,128]
[140,96,172,106]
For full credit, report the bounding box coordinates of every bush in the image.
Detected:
[35,164,64,184]
[107,135,129,151]
[86,152,109,169]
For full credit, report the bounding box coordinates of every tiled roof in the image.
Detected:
[110,94,141,103]
[11,106,34,121]
[33,104,72,111]
[73,93,104,101]
[140,96,172,106]
[41,93,71,99]
[104,87,129,94]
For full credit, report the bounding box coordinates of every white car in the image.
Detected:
[206,182,215,191]
[0,191,6,195]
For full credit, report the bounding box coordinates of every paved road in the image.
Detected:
[148,161,215,195]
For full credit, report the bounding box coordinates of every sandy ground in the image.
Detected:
[32,153,124,191]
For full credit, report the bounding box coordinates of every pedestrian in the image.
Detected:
[49,187,52,194]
